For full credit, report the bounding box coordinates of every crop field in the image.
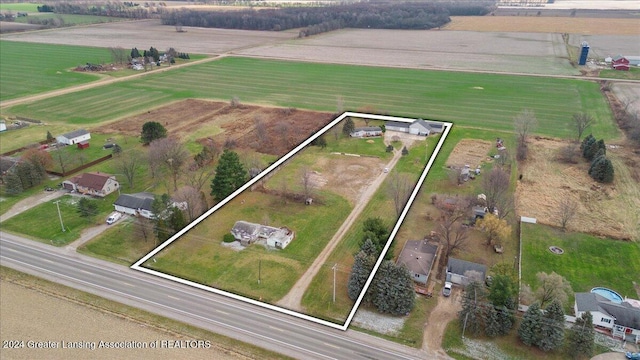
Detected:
[237,29,577,75]
[0,20,297,55]
[5,57,618,140]
[568,34,640,59]
[0,41,111,101]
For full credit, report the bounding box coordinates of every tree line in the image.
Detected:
[160,2,495,32]
[41,1,152,19]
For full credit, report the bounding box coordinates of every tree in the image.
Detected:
[538,300,565,351]
[557,197,579,231]
[459,281,487,336]
[151,194,187,242]
[488,274,517,308]
[4,172,23,194]
[371,261,415,315]
[186,166,214,194]
[573,113,593,142]
[588,155,614,183]
[476,214,511,247]
[300,167,315,200]
[149,137,189,191]
[360,217,390,257]
[438,199,470,260]
[115,151,141,188]
[133,217,155,243]
[495,305,515,336]
[140,121,167,145]
[484,305,501,337]
[131,47,141,59]
[348,249,376,301]
[210,149,248,201]
[77,198,98,220]
[566,311,595,359]
[109,46,128,64]
[342,117,355,136]
[558,144,580,164]
[535,271,573,308]
[53,150,70,175]
[481,167,511,218]
[518,302,542,347]
[514,109,537,161]
[112,144,122,156]
[581,134,595,157]
[583,138,605,161]
[174,186,206,222]
[388,171,412,217]
[46,131,54,143]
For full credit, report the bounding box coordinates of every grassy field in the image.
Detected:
[0,3,39,11]
[600,67,640,81]
[0,41,110,100]
[5,56,618,140]
[1,194,117,246]
[521,223,640,300]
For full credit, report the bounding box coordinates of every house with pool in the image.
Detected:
[575,288,640,344]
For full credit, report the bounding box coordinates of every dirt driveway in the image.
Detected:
[0,189,65,222]
[423,288,462,355]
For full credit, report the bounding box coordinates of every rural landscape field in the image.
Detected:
[1,1,640,359]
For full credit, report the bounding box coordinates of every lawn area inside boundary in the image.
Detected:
[521,222,640,300]
[5,56,619,140]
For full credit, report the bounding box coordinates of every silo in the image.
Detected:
[579,41,589,65]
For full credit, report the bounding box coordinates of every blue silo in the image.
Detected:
[579,41,589,65]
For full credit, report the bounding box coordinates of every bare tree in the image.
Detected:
[331,126,340,141]
[482,167,512,218]
[133,217,155,243]
[186,166,214,194]
[535,272,573,308]
[115,151,142,188]
[388,171,412,217]
[276,121,291,148]
[174,185,206,221]
[149,137,189,191]
[108,46,128,65]
[53,150,70,175]
[438,198,471,259]
[557,144,580,164]
[254,115,267,147]
[514,109,537,161]
[300,167,315,200]
[557,197,579,231]
[573,113,593,142]
[336,95,344,114]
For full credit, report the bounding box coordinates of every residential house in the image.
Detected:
[575,292,640,344]
[113,192,155,219]
[612,55,630,71]
[396,239,438,286]
[385,119,444,136]
[57,129,91,145]
[230,221,295,249]
[350,126,383,138]
[62,172,119,197]
[446,258,487,286]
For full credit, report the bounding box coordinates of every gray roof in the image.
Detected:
[60,129,89,140]
[576,292,640,329]
[385,121,410,128]
[425,121,443,129]
[114,192,155,211]
[575,292,602,312]
[353,126,382,132]
[447,258,487,280]
[397,240,437,277]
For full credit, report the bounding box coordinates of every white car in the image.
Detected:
[442,282,453,297]
[106,212,122,225]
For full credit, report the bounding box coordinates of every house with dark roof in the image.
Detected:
[575,292,640,343]
[114,192,156,218]
[56,129,91,145]
[230,221,295,249]
[396,240,438,286]
[350,126,382,138]
[385,119,444,136]
[446,258,487,286]
[62,172,119,197]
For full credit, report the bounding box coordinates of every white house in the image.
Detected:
[113,193,156,218]
[575,292,640,344]
[0,121,6,132]
[62,172,119,197]
[385,119,444,136]
[230,221,295,249]
[57,129,91,145]
[350,126,383,138]
[446,258,487,286]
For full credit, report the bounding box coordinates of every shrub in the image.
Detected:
[223,233,236,243]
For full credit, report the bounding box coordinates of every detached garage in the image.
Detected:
[57,129,91,145]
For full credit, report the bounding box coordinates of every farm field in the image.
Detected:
[0,3,39,12]
[0,41,111,101]
[0,19,297,55]
[521,223,640,300]
[236,29,576,75]
[567,34,640,60]
[4,57,619,141]
[14,14,129,26]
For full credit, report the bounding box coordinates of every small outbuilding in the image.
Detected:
[57,129,91,145]
[77,141,90,149]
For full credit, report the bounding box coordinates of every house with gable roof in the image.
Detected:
[62,172,119,197]
[446,257,487,286]
[230,220,295,249]
[385,119,444,136]
[575,292,640,344]
[396,239,438,286]
[56,129,91,145]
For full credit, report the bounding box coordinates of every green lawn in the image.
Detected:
[521,223,640,299]
[0,3,39,11]
[0,41,110,100]
[1,194,117,246]
[600,67,640,81]
[5,56,619,140]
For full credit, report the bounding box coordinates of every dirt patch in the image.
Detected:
[444,16,640,35]
[445,139,494,168]
[516,137,640,240]
[423,288,461,354]
[94,99,335,157]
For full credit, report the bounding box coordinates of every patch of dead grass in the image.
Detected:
[445,139,494,168]
[445,16,640,35]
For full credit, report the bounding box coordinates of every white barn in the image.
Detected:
[57,129,91,145]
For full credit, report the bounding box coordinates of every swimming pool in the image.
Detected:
[591,287,623,303]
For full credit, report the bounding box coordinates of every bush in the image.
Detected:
[588,155,614,183]
[223,233,236,243]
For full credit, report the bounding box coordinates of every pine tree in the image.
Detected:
[140,121,167,144]
[484,306,501,337]
[401,146,409,156]
[496,305,515,336]
[488,274,516,308]
[371,261,415,315]
[77,198,98,220]
[538,300,565,351]
[588,155,614,183]
[566,311,595,359]
[581,135,596,159]
[46,131,54,143]
[518,302,542,346]
[342,117,355,136]
[131,47,140,59]
[4,172,24,195]
[459,281,487,336]
[580,134,594,151]
[210,149,248,201]
[347,250,375,301]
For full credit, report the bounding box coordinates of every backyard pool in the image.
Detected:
[591,287,623,303]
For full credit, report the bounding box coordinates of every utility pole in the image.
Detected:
[258,259,261,284]
[54,200,65,232]
[332,263,337,303]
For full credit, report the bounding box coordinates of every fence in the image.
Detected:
[46,154,113,177]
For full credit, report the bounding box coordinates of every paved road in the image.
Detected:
[0,231,442,360]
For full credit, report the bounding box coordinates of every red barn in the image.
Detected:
[77,141,90,149]
[612,55,630,71]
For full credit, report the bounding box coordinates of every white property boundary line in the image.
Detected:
[131,112,452,331]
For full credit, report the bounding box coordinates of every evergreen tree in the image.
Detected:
[131,47,140,59]
[386,144,393,153]
[566,311,595,359]
[496,305,515,336]
[347,249,376,301]
[140,121,167,144]
[210,149,248,201]
[46,131,54,143]
[458,281,487,336]
[371,262,415,315]
[588,155,614,183]
[4,172,24,195]
[77,198,98,219]
[488,274,517,308]
[538,300,565,351]
[359,238,377,257]
[484,305,501,337]
[151,194,186,242]
[518,302,543,347]
[342,117,355,136]
[581,135,596,159]
[401,146,409,156]
[583,138,605,161]
[360,217,389,256]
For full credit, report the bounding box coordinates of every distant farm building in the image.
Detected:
[385,119,444,136]
[62,172,119,197]
[350,126,382,138]
[57,129,91,145]
[77,141,90,149]
[230,220,295,249]
[396,239,438,286]
[611,55,630,71]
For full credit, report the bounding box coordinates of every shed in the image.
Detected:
[57,129,91,145]
[77,141,90,149]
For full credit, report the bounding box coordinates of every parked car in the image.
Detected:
[106,212,122,225]
[44,187,55,192]
[442,282,453,297]
[626,352,640,360]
